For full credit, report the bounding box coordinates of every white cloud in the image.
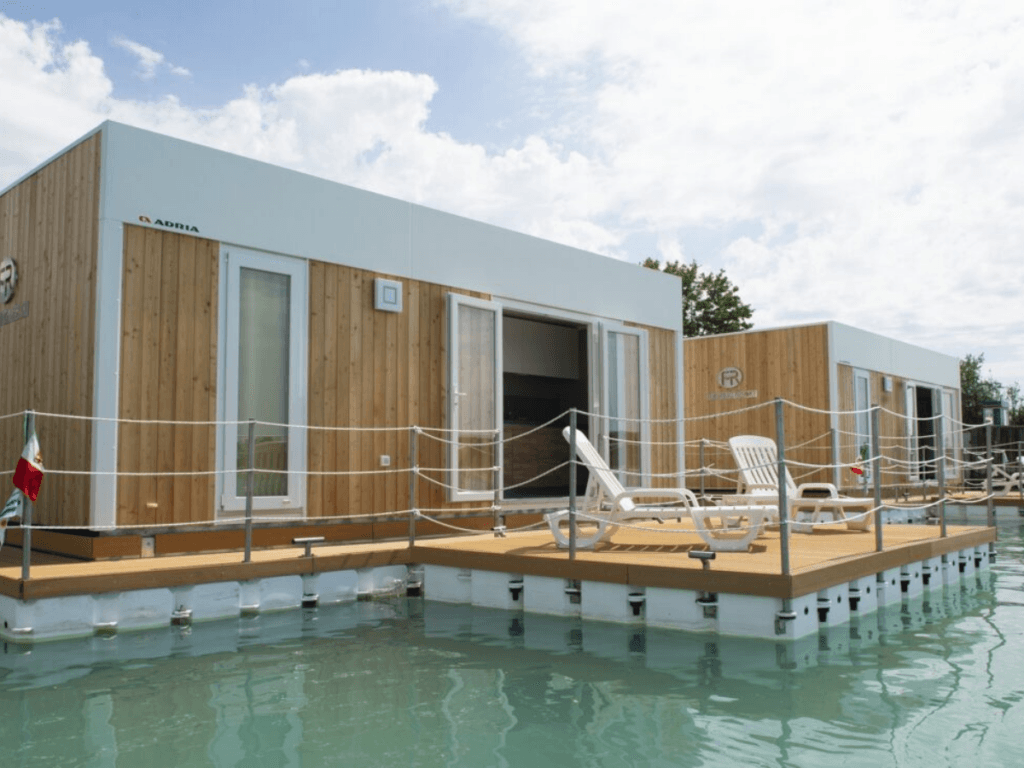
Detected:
[3,6,1024,383]
[443,0,1024,381]
[113,36,164,79]
[0,14,613,253]
[113,35,190,80]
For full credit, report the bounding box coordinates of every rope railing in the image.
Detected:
[2,399,1011,582]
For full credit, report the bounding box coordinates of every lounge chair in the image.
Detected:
[991,457,1022,496]
[545,428,771,552]
[727,435,873,532]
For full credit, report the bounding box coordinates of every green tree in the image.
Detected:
[642,257,754,337]
[960,353,1014,424]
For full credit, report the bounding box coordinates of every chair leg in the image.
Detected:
[545,511,614,549]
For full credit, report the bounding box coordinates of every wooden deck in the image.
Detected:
[0,521,995,602]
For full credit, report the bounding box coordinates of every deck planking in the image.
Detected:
[0,522,994,603]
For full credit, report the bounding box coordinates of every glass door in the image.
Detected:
[905,383,919,482]
[853,369,872,482]
[600,323,649,487]
[448,294,502,502]
[221,247,307,514]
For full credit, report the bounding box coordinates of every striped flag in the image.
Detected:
[12,432,43,502]
[0,488,21,549]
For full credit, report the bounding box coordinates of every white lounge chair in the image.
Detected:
[727,435,873,532]
[991,457,1023,496]
[545,428,771,552]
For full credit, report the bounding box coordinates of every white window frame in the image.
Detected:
[599,322,651,486]
[217,246,308,515]
[447,293,503,503]
[853,368,872,481]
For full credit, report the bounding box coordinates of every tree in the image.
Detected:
[959,353,1023,425]
[642,257,754,337]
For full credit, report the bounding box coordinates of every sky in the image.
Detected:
[2,1,1023,388]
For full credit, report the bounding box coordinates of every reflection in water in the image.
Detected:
[0,528,1021,766]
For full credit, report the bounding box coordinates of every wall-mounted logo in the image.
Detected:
[139,215,199,233]
[717,367,743,389]
[0,258,18,304]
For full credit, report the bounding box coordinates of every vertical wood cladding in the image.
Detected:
[684,325,833,490]
[0,135,101,527]
[307,263,491,519]
[117,225,219,525]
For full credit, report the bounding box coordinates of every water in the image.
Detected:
[2,514,1024,767]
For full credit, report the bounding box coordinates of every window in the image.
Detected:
[220,247,307,514]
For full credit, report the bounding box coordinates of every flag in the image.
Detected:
[0,489,21,549]
[850,465,864,476]
[12,432,43,502]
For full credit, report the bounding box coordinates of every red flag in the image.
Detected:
[12,432,43,502]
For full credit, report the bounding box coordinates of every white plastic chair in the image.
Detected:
[727,435,873,532]
[545,428,771,552]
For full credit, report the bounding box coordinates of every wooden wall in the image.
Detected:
[117,225,219,525]
[0,135,101,527]
[306,262,489,520]
[683,326,832,491]
[114,238,681,529]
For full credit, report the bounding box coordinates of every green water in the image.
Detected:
[2,515,1023,767]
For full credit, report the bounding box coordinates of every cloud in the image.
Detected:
[0,14,612,252]
[113,35,190,80]
[113,36,164,79]
[443,0,1024,381]
[3,6,1024,382]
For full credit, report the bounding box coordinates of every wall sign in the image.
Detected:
[139,215,200,233]
[0,257,18,304]
[717,366,743,389]
[0,301,29,329]
[709,365,757,401]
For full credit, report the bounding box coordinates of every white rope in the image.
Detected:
[501,460,572,492]
[413,510,497,534]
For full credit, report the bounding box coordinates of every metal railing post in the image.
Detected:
[936,408,947,537]
[493,427,503,536]
[1018,440,1023,509]
[872,406,884,552]
[830,427,839,489]
[21,409,34,582]
[775,399,790,577]
[569,409,577,561]
[699,438,706,499]
[986,419,994,528]
[244,418,254,563]
[408,427,418,547]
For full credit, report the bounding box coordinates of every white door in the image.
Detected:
[853,369,872,481]
[600,323,649,487]
[905,383,919,482]
[220,247,307,514]
[448,294,502,502]
[941,389,960,482]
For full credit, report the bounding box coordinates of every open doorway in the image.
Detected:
[915,386,936,480]
[502,314,590,499]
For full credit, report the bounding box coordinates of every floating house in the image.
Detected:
[683,322,962,493]
[0,122,683,558]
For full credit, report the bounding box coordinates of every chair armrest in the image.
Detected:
[795,482,839,499]
[614,487,692,506]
